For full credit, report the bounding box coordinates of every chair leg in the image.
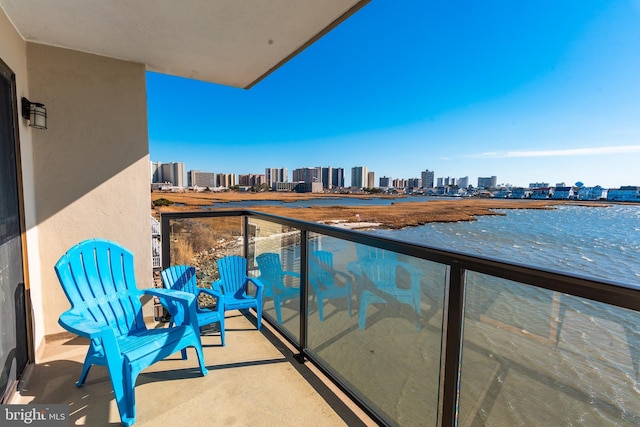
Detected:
[219,317,226,346]
[75,358,93,387]
[358,291,371,330]
[108,361,136,427]
[192,342,209,377]
[274,296,283,324]
[318,298,325,321]
[255,302,262,330]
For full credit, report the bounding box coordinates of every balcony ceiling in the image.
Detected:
[0,0,368,88]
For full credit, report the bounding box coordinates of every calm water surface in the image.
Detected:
[203,195,435,209]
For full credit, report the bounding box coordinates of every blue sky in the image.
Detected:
[148,0,640,188]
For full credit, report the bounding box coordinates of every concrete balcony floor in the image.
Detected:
[11,311,374,426]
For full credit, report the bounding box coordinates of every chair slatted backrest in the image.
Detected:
[359,259,397,289]
[255,253,287,291]
[217,255,248,298]
[356,245,397,262]
[54,239,145,338]
[162,265,198,295]
[309,251,334,288]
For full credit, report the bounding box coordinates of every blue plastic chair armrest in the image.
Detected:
[199,287,224,300]
[210,280,223,292]
[143,288,197,326]
[143,288,195,305]
[334,270,352,282]
[58,311,113,339]
[347,262,361,276]
[198,287,225,313]
[283,271,301,279]
[397,262,422,278]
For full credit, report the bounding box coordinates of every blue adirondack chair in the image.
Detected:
[255,252,300,324]
[309,250,352,321]
[55,239,208,426]
[161,265,226,346]
[213,255,264,330]
[349,258,422,330]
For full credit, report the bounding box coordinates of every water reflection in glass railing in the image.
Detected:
[305,234,448,425]
[460,272,640,426]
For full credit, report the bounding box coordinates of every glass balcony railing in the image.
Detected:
[160,210,640,426]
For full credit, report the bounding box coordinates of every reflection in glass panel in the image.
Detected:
[460,272,640,426]
[248,218,301,343]
[306,234,447,426]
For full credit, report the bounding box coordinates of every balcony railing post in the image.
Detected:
[294,229,309,362]
[243,215,249,259]
[440,261,466,427]
[160,214,171,270]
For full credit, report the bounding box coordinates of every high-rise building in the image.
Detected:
[421,169,435,189]
[332,167,345,188]
[292,167,322,184]
[150,161,186,187]
[379,176,391,188]
[239,174,266,187]
[265,167,288,186]
[458,176,469,189]
[392,178,407,189]
[187,170,216,188]
[407,178,422,188]
[321,166,342,189]
[217,173,236,187]
[321,167,333,189]
[478,176,498,189]
[367,171,375,189]
[351,166,368,188]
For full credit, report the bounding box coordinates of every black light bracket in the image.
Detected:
[21,97,47,129]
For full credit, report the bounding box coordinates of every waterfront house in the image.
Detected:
[530,186,554,199]
[576,185,607,201]
[606,186,640,202]
[510,187,531,199]
[551,186,575,200]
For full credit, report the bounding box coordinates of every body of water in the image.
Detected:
[203,195,437,209]
[370,204,640,287]
[359,204,640,424]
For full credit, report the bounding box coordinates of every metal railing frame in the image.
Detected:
[161,209,640,426]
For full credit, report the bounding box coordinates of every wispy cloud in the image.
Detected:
[472,145,640,159]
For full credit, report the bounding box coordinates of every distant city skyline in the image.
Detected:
[148,1,640,189]
[150,159,634,190]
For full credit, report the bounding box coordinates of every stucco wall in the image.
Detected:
[26,43,152,338]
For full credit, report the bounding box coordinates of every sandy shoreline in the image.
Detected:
[152,191,610,229]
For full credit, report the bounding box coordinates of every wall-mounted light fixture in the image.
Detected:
[21,97,47,129]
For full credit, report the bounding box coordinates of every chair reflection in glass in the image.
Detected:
[349,247,422,330]
[308,250,352,321]
[255,252,300,324]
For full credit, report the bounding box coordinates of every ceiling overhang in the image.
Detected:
[0,0,369,88]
